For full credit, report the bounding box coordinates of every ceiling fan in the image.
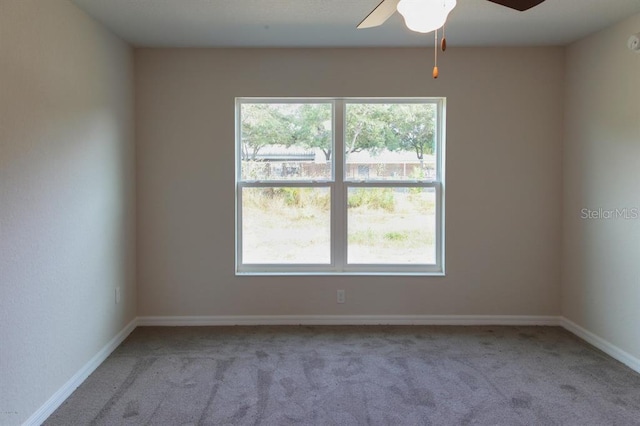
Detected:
[357,0,547,78]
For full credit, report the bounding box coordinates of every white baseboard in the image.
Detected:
[560,317,640,374]
[137,315,562,327]
[23,318,138,426]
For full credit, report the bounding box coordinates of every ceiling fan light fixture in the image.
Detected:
[397,0,457,34]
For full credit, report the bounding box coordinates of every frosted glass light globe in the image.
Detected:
[397,0,457,33]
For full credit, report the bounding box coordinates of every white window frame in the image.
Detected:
[235,97,446,276]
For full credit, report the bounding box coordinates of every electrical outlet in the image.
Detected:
[337,289,345,304]
[115,287,121,304]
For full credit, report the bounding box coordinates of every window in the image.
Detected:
[236,98,445,275]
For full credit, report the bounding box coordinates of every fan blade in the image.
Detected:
[485,0,546,12]
[357,0,401,29]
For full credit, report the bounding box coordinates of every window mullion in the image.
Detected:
[436,182,444,272]
[236,182,243,271]
[333,100,347,270]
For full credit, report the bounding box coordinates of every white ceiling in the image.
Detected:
[71,0,640,48]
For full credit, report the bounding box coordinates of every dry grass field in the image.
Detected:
[242,188,436,265]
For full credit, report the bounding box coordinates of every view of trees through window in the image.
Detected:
[237,99,443,272]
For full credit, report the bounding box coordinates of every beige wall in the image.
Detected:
[135,47,564,317]
[0,1,136,423]
[562,14,640,360]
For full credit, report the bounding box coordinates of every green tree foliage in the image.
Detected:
[241,102,436,163]
[241,103,331,160]
[290,104,332,160]
[240,104,293,160]
[345,103,435,161]
[345,104,398,155]
[388,104,436,162]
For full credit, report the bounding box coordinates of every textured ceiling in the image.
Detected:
[71,0,640,47]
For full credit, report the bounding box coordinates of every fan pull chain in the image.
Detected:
[433,29,439,79]
[433,0,447,78]
[441,23,447,52]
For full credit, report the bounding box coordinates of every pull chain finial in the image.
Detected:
[433,29,439,79]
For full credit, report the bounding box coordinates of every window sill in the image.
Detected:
[235,271,446,277]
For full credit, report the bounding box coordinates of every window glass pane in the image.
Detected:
[240,103,332,181]
[345,103,436,181]
[242,187,331,264]
[347,187,436,264]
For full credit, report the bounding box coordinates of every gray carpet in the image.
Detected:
[45,326,640,425]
